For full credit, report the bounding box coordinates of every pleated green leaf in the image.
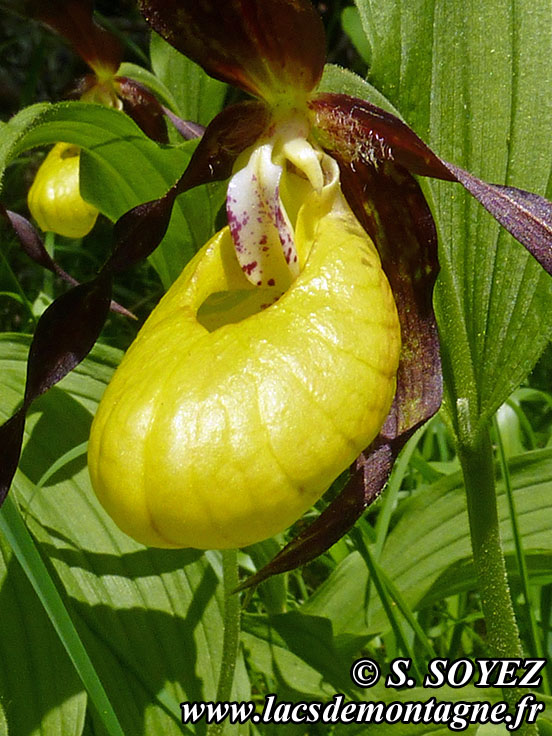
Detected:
[0,532,87,736]
[149,32,227,126]
[354,0,552,437]
[0,334,250,734]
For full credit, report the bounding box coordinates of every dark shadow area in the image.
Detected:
[35,533,205,577]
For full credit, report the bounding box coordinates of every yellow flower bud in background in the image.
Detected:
[27,142,99,238]
[88,173,401,550]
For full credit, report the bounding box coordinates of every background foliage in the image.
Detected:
[0,1,551,734]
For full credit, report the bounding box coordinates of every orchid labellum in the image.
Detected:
[27,142,100,238]
[88,154,401,549]
[2,0,552,589]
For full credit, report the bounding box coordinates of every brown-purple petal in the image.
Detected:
[0,275,112,503]
[442,163,552,276]
[1,209,134,318]
[176,101,270,191]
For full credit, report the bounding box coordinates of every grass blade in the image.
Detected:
[493,415,550,694]
[0,494,125,736]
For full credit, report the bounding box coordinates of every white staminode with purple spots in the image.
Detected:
[226,116,339,292]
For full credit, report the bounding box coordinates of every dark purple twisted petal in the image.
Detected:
[442,163,552,276]
[1,208,134,318]
[107,187,180,275]
[24,275,113,403]
[0,276,112,504]
[138,0,325,101]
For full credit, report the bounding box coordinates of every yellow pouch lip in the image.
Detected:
[88,184,400,550]
[27,142,99,239]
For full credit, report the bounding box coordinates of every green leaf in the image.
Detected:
[242,612,356,697]
[243,537,288,615]
[341,7,371,66]
[0,102,225,288]
[0,528,87,736]
[318,63,399,117]
[241,618,335,701]
[0,333,250,734]
[0,700,6,736]
[303,446,552,640]
[355,0,552,437]
[0,494,123,736]
[150,32,227,126]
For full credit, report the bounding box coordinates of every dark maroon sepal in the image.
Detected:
[238,159,443,590]
[339,160,443,439]
[442,163,552,275]
[234,441,395,591]
[138,0,325,101]
[26,0,122,74]
[115,78,169,144]
[312,93,552,276]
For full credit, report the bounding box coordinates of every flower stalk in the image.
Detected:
[458,427,537,734]
[207,549,241,736]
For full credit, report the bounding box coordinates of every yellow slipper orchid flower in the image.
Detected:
[88,144,400,549]
[3,0,551,589]
[27,142,99,239]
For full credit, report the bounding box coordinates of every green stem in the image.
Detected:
[43,230,55,300]
[206,549,241,736]
[458,427,538,736]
